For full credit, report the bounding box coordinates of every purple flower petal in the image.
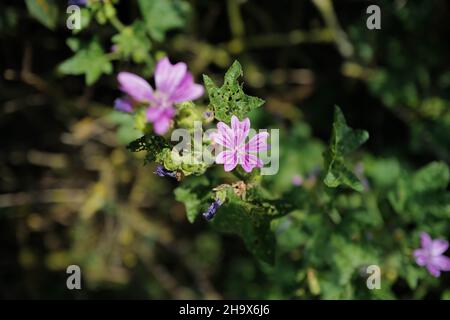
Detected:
[431,239,449,256]
[431,256,450,271]
[420,232,432,250]
[216,122,234,148]
[114,97,133,113]
[239,153,263,173]
[170,73,204,103]
[146,106,175,135]
[413,249,427,266]
[155,57,187,96]
[432,256,450,271]
[212,133,232,149]
[235,116,249,131]
[146,106,164,122]
[216,150,235,164]
[427,264,441,277]
[231,116,250,147]
[118,72,153,102]
[153,117,171,135]
[216,151,238,172]
[244,132,269,152]
[433,256,450,271]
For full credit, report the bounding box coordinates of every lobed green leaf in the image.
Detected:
[59,40,112,85]
[25,0,58,30]
[138,0,190,42]
[203,61,265,123]
[126,134,169,163]
[323,106,369,191]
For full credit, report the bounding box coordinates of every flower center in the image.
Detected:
[152,91,171,109]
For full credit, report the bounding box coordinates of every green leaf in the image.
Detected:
[138,0,190,41]
[404,264,421,289]
[388,162,450,220]
[412,161,449,193]
[112,21,152,64]
[59,40,112,85]
[203,60,265,123]
[442,290,450,300]
[331,236,379,285]
[324,158,364,191]
[25,0,58,30]
[78,8,92,32]
[174,188,201,223]
[329,106,369,157]
[323,106,369,191]
[211,190,276,264]
[364,157,401,188]
[106,111,142,145]
[66,38,80,52]
[126,134,169,163]
[174,176,210,223]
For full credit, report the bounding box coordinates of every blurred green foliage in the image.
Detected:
[0,0,449,299]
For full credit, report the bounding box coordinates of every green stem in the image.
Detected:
[231,167,263,186]
[105,51,121,60]
[227,0,245,38]
[245,29,333,49]
[109,15,125,32]
[226,0,245,53]
[231,168,247,181]
[311,0,354,58]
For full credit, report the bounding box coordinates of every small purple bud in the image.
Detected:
[110,44,119,53]
[292,174,303,186]
[114,97,133,113]
[68,0,87,6]
[203,111,214,123]
[308,166,321,178]
[306,166,321,184]
[354,162,364,175]
[361,177,370,191]
[203,111,212,118]
[154,165,177,179]
[202,199,222,221]
[354,162,370,192]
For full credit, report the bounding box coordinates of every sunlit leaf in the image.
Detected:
[203,60,265,123]
[138,0,190,41]
[25,0,58,30]
[59,40,112,85]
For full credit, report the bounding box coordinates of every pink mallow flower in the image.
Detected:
[117,57,204,135]
[212,115,269,173]
[414,232,450,277]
